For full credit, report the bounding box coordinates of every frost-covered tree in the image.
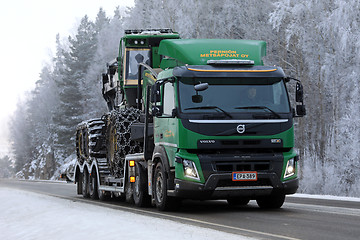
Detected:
[0,155,14,178]
[125,0,274,40]
[10,98,33,174]
[9,64,59,179]
[54,15,97,157]
[11,9,126,179]
[270,0,360,196]
[82,8,118,119]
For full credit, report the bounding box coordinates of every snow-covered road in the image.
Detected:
[0,187,253,240]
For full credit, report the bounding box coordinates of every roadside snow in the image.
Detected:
[0,188,254,240]
[292,193,360,202]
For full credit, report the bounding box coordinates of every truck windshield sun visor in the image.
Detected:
[173,65,286,78]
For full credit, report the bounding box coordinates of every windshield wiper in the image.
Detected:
[184,106,233,119]
[234,106,281,119]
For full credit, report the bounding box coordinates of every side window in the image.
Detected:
[163,82,175,116]
[125,49,151,80]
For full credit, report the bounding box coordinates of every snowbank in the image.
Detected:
[0,187,253,240]
[292,193,360,202]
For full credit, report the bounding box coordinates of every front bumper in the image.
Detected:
[170,172,298,200]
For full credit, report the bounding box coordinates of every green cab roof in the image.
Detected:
[158,39,266,66]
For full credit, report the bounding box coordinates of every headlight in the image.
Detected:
[284,158,296,179]
[182,159,200,180]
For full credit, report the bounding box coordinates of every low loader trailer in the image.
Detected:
[72,29,305,211]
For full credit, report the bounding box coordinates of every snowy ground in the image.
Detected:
[0,187,254,240]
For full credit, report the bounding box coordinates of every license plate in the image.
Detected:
[232,171,257,181]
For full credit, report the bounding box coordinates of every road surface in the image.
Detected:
[1,179,359,240]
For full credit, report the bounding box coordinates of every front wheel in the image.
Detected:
[256,193,285,209]
[154,162,181,211]
[133,163,151,207]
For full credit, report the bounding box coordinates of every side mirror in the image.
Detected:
[151,82,163,116]
[296,105,306,116]
[296,82,304,102]
[151,82,161,103]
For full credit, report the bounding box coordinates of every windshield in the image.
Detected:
[178,77,290,114]
[125,49,151,79]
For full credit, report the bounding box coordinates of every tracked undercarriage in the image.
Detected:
[76,107,142,179]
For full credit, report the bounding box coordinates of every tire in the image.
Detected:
[256,193,285,209]
[82,170,90,198]
[98,189,111,201]
[125,181,134,203]
[106,108,142,178]
[227,198,250,206]
[83,129,90,161]
[88,119,106,158]
[76,171,83,195]
[89,169,99,200]
[154,162,181,211]
[76,119,106,165]
[133,163,151,207]
[76,129,84,165]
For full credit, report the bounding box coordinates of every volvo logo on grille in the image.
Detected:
[237,124,246,134]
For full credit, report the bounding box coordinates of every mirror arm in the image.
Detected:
[286,77,301,83]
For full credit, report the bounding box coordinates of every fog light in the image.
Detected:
[284,158,296,178]
[182,159,200,180]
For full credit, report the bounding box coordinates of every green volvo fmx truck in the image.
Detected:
[73,29,306,211]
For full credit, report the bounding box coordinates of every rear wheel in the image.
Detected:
[82,170,90,198]
[256,193,285,209]
[89,169,99,200]
[76,171,83,195]
[98,188,111,201]
[133,163,151,207]
[154,162,181,211]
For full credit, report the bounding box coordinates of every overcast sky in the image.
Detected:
[0,0,134,155]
